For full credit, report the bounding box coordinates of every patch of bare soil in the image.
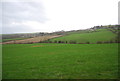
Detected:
[2,35,62,44]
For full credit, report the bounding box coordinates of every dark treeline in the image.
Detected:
[39,40,120,44]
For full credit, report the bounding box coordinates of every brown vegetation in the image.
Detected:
[2,35,62,44]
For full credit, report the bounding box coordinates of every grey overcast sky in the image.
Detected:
[1,0,119,34]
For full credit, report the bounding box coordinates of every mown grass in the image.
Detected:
[50,29,117,43]
[3,43,118,79]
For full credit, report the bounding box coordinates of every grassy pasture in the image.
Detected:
[3,43,118,79]
[50,29,117,43]
[2,38,28,42]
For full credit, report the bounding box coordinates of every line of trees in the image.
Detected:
[39,39,120,44]
[13,39,120,44]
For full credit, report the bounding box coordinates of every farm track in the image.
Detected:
[1,35,62,44]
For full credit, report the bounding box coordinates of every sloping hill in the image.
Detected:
[49,29,118,44]
[2,35,62,44]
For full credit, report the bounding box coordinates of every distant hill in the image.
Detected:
[45,25,120,44]
[1,25,120,44]
[49,29,118,44]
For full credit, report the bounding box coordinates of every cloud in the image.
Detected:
[2,1,48,34]
[1,0,119,34]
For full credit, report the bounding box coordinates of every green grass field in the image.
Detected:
[3,43,118,79]
[50,29,117,43]
[2,38,28,42]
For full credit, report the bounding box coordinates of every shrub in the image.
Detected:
[97,41,102,44]
[54,40,57,43]
[86,41,90,44]
[65,41,68,44]
[58,41,62,43]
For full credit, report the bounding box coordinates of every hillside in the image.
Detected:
[2,35,62,44]
[48,29,118,44]
[2,25,119,79]
[1,25,120,44]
